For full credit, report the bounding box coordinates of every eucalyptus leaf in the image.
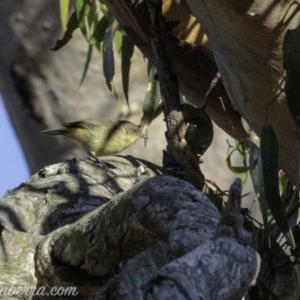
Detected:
[114,30,123,54]
[121,34,134,104]
[93,16,110,51]
[59,0,70,30]
[181,104,214,156]
[251,142,270,245]
[51,12,78,51]
[79,44,93,87]
[75,0,101,44]
[225,141,248,175]
[103,20,115,91]
[260,125,295,248]
[75,0,91,41]
[141,65,162,126]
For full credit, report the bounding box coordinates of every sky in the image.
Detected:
[0,95,29,197]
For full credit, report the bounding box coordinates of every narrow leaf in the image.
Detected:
[141,65,162,126]
[75,0,99,43]
[59,0,70,31]
[99,2,111,19]
[103,20,115,91]
[75,0,89,40]
[51,12,78,51]
[121,34,134,104]
[260,125,295,247]
[79,44,93,87]
[226,149,248,174]
[225,141,248,175]
[254,143,271,244]
[93,16,110,51]
[182,104,214,156]
[114,30,123,54]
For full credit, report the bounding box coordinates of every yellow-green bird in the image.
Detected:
[42,120,146,157]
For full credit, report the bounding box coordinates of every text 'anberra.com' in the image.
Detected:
[0,286,78,297]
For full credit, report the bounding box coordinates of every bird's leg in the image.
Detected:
[88,151,117,177]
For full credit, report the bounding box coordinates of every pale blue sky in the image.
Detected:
[0,95,29,197]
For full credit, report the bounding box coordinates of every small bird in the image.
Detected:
[41,120,146,158]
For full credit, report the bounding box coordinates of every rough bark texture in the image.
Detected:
[106,0,300,185]
[0,157,259,299]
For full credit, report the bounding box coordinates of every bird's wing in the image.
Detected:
[62,120,111,130]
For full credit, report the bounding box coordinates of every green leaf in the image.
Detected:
[75,0,101,44]
[102,20,115,91]
[114,30,123,54]
[181,103,214,156]
[249,142,270,244]
[75,0,91,41]
[93,16,110,51]
[79,44,93,87]
[225,141,248,175]
[99,1,112,19]
[121,34,134,104]
[59,0,70,31]
[51,12,78,51]
[241,117,260,147]
[226,151,248,174]
[141,65,162,126]
[260,125,295,248]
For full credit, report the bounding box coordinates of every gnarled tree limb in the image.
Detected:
[0,157,259,299]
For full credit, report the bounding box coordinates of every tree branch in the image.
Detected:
[5,156,298,298]
[32,160,258,298]
[146,0,206,189]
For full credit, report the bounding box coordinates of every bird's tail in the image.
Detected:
[41,128,66,135]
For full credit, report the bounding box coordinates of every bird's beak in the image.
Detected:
[138,124,148,147]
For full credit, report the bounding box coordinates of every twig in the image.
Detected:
[146,0,205,189]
